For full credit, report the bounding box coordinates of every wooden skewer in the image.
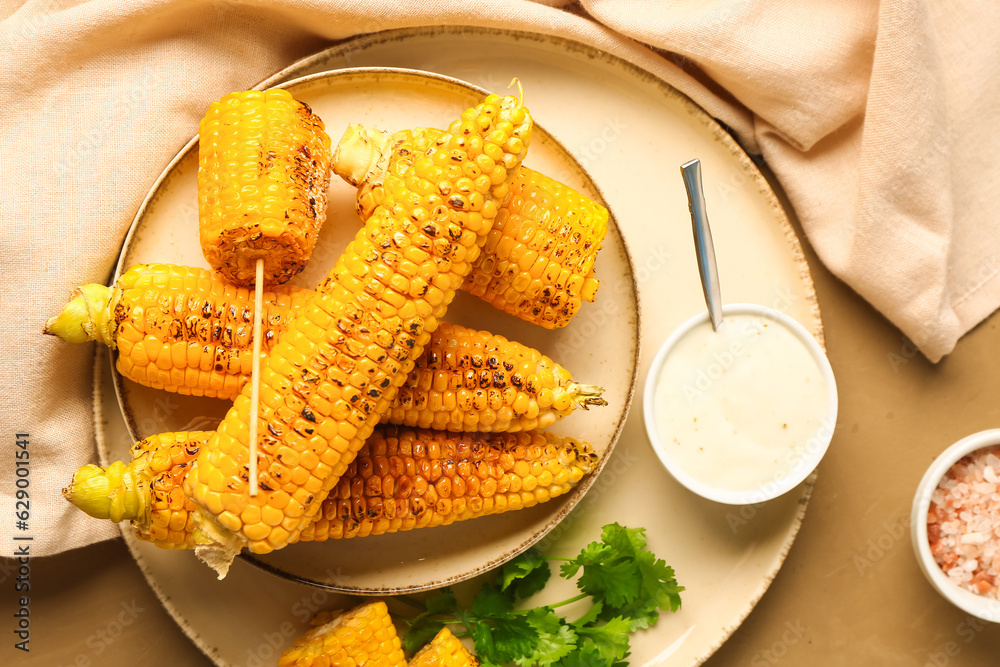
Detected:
[248,258,264,496]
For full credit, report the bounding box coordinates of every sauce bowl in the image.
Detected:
[642,303,837,505]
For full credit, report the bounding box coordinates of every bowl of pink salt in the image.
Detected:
[912,429,1000,622]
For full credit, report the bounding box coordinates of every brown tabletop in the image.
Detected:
[5,186,1000,666]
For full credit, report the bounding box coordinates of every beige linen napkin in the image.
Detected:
[3,0,998,556]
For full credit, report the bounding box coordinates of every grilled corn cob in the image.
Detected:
[301,427,597,540]
[199,89,332,287]
[45,265,605,431]
[184,92,532,573]
[279,602,405,667]
[63,427,597,548]
[469,166,606,328]
[409,627,478,667]
[44,264,312,399]
[388,322,605,432]
[335,126,607,328]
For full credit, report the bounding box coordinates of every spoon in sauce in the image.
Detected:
[681,159,723,330]
[642,159,838,504]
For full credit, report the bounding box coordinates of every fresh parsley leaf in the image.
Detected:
[598,524,684,623]
[472,583,514,619]
[562,527,642,608]
[639,557,683,614]
[501,549,551,599]
[599,598,658,632]
[492,616,539,664]
[401,619,444,654]
[472,622,497,663]
[560,540,608,579]
[605,525,683,610]
[571,601,603,628]
[562,522,683,631]
[556,641,618,667]
[470,614,539,665]
[398,524,682,667]
[514,608,578,667]
[425,587,458,615]
[577,557,640,609]
[576,617,633,663]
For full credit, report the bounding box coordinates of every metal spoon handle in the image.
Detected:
[681,159,723,330]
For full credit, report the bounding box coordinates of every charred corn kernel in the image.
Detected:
[279,602,405,667]
[185,92,532,574]
[64,425,596,549]
[388,322,606,432]
[468,166,607,328]
[409,627,478,667]
[44,264,313,399]
[338,128,607,329]
[300,427,596,541]
[61,431,210,550]
[199,89,332,287]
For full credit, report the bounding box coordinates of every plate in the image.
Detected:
[95,26,823,666]
[108,67,639,591]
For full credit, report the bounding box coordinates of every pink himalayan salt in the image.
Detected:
[927,445,1000,599]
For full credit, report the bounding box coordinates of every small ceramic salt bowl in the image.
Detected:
[912,429,1000,623]
[642,303,837,505]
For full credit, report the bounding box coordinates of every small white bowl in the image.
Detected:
[642,303,838,505]
[912,429,1000,623]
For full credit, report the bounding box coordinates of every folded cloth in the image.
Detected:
[587,0,1000,361]
[3,0,998,556]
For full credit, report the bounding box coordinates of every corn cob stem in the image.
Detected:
[331,123,392,187]
[62,461,147,523]
[44,284,114,346]
[564,384,606,408]
[63,432,216,549]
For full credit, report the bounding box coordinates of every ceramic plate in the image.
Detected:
[95,26,823,666]
[109,67,639,591]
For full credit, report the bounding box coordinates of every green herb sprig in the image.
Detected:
[399,523,683,666]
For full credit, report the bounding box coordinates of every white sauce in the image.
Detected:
[651,313,830,493]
